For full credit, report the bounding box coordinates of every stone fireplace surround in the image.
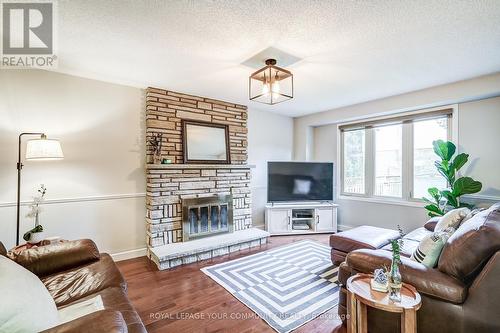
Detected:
[145,87,269,270]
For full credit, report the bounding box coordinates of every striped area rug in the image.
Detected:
[201,240,339,333]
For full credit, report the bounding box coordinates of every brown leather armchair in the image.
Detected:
[337,203,500,333]
[2,239,146,333]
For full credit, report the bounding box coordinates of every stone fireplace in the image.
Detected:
[182,195,233,242]
[145,87,269,270]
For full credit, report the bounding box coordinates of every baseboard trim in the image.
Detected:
[111,247,147,261]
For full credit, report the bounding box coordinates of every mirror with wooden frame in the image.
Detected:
[182,120,231,164]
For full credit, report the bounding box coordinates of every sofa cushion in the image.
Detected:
[330,226,400,253]
[0,256,59,332]
[40,310,127,333]
[404,227,432,242]
[381,238,420,257]
[58,295,105,325]
[411,229,452,267]
[42,253,126,306]
[66,287,146,333]
[438,203,500,282]
[435,208,470,232]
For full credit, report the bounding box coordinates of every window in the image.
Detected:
[340,109,451,202]
[413,118,448,198]
[374,124,402,197]
[343,129,365,194]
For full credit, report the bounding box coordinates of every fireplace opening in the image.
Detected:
[182,195,233,241]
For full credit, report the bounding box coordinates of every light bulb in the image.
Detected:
[262,82,270,95]
[271,81,280,94]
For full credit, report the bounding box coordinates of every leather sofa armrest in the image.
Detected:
[41,310,127,333]
[346,249,467,304]
[9,239,100,278]
[0,241,7,257]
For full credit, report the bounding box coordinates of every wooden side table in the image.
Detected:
[346,273,421,333]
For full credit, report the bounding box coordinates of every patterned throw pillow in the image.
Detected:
[434,207,470,232]
[411,228,454,267]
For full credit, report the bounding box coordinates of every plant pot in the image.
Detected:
[28,231,45,244]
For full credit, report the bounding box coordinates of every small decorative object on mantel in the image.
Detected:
[161,158,172,164]
[23,184,47,244]
[388,225,405,302]
[370,268,389,292]
[148,133,163,164]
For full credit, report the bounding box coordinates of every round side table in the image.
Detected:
[346,273,421,333]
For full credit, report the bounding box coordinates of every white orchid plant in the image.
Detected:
[23,184,47,241]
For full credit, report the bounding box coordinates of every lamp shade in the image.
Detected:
[26,138,64,160]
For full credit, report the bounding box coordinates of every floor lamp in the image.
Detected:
[16,133,64,246]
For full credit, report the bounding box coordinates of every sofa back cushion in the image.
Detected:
[438,203,500,282]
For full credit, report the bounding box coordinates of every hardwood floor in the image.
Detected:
[117,234,345,333]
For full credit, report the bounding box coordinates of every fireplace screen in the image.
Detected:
[182,195,233,241]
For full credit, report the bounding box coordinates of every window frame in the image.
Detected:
[339,106,455,204]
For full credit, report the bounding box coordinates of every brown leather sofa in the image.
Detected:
[334,202,500,333]
[1,239,146,333]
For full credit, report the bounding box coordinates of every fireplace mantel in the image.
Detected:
[146,163,256,170]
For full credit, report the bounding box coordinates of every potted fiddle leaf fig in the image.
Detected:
[23,184,47,243]
[423,140,482,217]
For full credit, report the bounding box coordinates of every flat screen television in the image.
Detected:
[267,162,334,202]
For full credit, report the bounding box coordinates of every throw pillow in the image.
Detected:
[460,207,486,225]
[424,216,441,231]
[411,229,453,268]
[0,256,59,333]
[434,207,470,232]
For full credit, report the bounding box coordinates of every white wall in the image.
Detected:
[298,73,500,232]
[458,97,500,198]
[0,70,295,255]
[312,124,338,198]
[248,109,294,227]
[0,70,146,253]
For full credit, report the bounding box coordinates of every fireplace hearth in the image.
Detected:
[182,195,234,242]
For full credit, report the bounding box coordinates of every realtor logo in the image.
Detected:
[1,0,57,68]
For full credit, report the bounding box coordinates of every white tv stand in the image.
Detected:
[265,202,338,235]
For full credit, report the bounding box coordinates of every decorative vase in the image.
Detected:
[28,231,45,244]
[153,152,162,164]
[34,212,40,227]
[389,258,402,302]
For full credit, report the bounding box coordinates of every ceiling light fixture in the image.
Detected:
[249,59,293,105]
